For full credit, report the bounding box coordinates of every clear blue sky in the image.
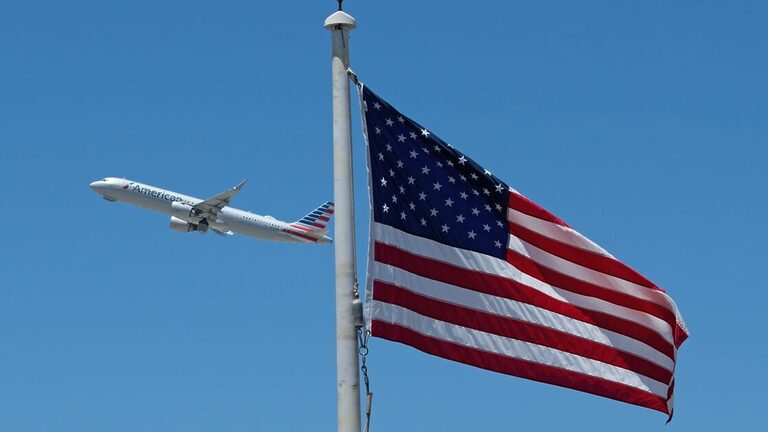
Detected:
[1,1,766,430]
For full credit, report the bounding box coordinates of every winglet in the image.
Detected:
[234,180,247,191]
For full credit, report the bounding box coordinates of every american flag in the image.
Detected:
[359,84,689,420]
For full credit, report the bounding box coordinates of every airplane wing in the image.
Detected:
[192,180,247,218]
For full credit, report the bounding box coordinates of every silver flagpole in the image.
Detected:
[324,4,362,432]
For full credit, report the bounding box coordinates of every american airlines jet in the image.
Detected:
[90,177,333,244]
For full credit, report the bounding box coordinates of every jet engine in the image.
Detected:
[170,201,202,222]
[169,216,208,234]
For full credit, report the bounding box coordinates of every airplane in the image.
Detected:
[90,177,333,244]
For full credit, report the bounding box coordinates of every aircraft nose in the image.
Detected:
[90,180,104,193]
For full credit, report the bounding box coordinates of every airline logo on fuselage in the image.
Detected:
[127,183,189,204]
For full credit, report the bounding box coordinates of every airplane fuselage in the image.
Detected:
[90,177,331,244]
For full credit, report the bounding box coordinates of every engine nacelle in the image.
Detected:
[169,201,202,222]
[169,216,208,234]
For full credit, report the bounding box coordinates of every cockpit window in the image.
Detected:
[102,178,108,181]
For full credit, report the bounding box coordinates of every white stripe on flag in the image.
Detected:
[371,261,675,371]
[371,300,670,398]
[506,235,672,306]
[372,222,676,345]
[507,206,613,258]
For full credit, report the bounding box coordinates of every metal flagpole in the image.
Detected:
[324,3,362,432]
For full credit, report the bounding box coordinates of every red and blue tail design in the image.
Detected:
[284,202,334,243]
[294,201,334,230]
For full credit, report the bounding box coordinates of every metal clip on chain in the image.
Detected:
[358,328,373,432]
[347,68,361,89]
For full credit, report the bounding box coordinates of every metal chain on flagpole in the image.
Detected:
[348,65,370,432]
[358,327,373,432]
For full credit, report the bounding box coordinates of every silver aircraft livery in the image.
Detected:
[90,177,333,244]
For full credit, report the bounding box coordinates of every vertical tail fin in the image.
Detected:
[286,202,335,242]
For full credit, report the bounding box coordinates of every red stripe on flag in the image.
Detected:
[505,249,678,333]
[373,281,673,384]
[508,221,657,289]
[673,323,688,348]
[508,192,569,227]
[318,215,330,222]
[291,224,313,232]
[374,242,675,359]
[371,320,670,415]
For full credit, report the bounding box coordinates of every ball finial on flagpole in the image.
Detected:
[324,9,357,30]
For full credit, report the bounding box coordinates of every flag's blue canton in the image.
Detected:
[363,86,509,259]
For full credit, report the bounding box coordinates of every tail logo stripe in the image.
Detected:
[288,202,334,241]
